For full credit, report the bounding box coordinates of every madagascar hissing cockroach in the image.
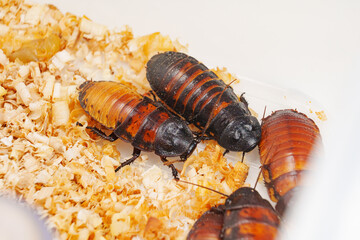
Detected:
[186,185,280,240]
[146,51,261,153]
[78,81,199,179]
[258,109,321,216]
[182,177,280,240]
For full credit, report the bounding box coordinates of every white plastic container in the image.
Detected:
[23,0,360,239]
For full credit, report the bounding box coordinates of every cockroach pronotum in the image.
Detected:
[187,210,224,240]
[259,109,321,216]
[185,184,280,240]
[78,81,199,179]
[146,51,261,154]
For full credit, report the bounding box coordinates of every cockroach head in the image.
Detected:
[219,116,261,152]
[225,187,275,211]
[225,187,260,207]
[154,118,194,157]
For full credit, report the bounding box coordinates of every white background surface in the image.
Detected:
[21,0,360,239]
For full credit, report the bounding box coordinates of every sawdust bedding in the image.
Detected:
[0,1,250,239]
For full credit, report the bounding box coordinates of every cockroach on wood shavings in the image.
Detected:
[0,1,250,239]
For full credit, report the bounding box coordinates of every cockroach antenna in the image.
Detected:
[177,179,229,198]
[241,151,246,163]
[253,167,263,190]
[261,106,267,121]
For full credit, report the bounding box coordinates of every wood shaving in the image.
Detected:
[0,1,249,239]
[315,110,327,121]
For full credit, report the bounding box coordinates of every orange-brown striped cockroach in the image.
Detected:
[186,185,280,240]
[187,209,224,240]
[146,51,261,153]
[259,109,321,216]
[78,81,199,179]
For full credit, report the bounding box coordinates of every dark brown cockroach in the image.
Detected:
[259,109,321,216]
[146,51,261,153]
[78,81,199,179]
[184,181,280,240]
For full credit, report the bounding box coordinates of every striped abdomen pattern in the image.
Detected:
[187,187,280,240]
[187,210,224,240]
[146,51,261,152]
[221,187,280,240]
[78,81,192,154]
[259,109,321,215]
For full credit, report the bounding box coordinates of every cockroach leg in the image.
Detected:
[115,148,141,172]
[239,92,249,108]
[161,157,179,180]
[149,90,158,101]
[86,126,118,142]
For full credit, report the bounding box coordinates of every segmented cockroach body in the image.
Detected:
[78,81,198,179]
[259,109,321,216]
[146,51,261,153]
[222,187,280,240]
[187,187,280,240]
[187,209,224,240]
